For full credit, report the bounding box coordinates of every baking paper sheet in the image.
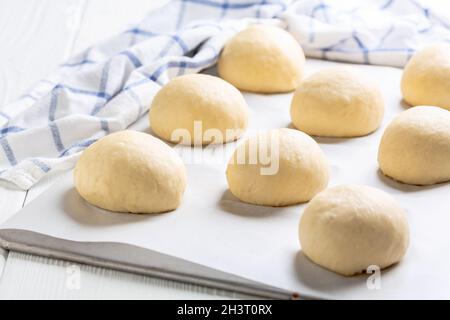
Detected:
[2,59,450,299]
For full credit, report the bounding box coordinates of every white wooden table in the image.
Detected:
[1,0,449,300]
[0,0,251,299]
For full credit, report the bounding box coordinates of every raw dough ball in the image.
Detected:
[299,185,409,276]
[74,130,187,214]
[218,25,305,93]
[226,128,329,206]
[378,106,450,185]
[150,74,249,145]
[290,67,385,137]
[401,44,450,111]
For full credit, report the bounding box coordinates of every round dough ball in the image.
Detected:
[401,44,450,111]
[74,130,187,214]
[218,25,305,93]
[299,185,409,276]
[226,128,329,206]
[150,74,249,145]
[378,106,450,185]
[290,67,385,137]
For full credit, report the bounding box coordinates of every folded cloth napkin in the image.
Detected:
[1,0,450,190]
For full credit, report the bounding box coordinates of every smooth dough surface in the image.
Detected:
[299,185,409,276]
[378,106,450,185]
[226,128,329,206]
[150,74,249,145]
[74,130,187,214]
[401,44,450,111]
[290,67,384,137]
[218,25,305,93]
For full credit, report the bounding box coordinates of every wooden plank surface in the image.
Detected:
[0,0,239,299]
[2,0,449,299]
[0,0,88,279]
[0,252,250,299]
[0,0,84,104]
[0,0,86,283]
[72,0,170,53]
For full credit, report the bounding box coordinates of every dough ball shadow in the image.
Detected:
[377,169,450,193]
[218,189,283,218]
[62,188,164,226]
[201,65,219,77]
[293,251,367,293]
[400,99,411,109]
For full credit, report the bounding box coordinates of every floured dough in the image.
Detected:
[290,67,384,137]
[299,185,409,276]
[226,128,329,206]
[150,74,249,145]
[74,130,187,214]
[218,25,305,93]
[401,44,450,111]
[378,106,450,185]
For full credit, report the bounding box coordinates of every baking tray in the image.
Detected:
[1,59,449,299]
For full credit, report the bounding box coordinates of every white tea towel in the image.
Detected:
[1,0,449,190]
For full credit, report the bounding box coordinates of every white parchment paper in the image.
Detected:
[2,59,450,299]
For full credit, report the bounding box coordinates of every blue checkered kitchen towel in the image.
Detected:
[1,0,450,190]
